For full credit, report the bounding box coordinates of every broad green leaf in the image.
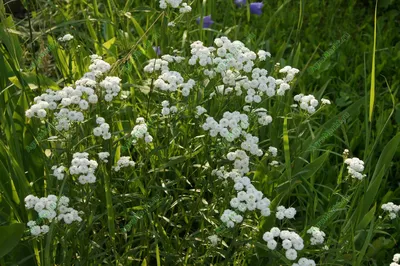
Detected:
[0,223,25,258]
[361,133,400,216]
[102,37,116,50]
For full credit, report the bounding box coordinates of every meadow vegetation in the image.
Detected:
[0,0,399,265]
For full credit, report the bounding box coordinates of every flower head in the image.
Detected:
[196,15,214,28]
[250,2,263,15]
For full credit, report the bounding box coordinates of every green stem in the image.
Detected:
[104,163,117,258]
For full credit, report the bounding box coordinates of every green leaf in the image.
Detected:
[0,223,25,258]
[102,37,116,50]
[361,132,400,215]
[369,1,378,122]
[357,204,376,230]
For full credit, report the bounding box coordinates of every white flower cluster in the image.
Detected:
[54,108,85,130]
[98,152,110,163]
[113,156,135,172]
[212,166,272,230]
[240,133,263,156]
[25,55,114,133]
[267,146,278,157]
[344,157,366,180]
[276,205,297,220]
[144,58,169,73]
[262,228,304,260]
[211,166,230,180]
[391,253,400,266]
[25,100,49,118]
[293,94,319,114]
[306,226,326,245]
[51,165,65,180]
[99,76,121,102]
[188,37,297,100]
[27,221,49,236]
[292,258,316,266]
[381,202,400,220]
[202,111,249,141]
[26,85,93,121]
[257,50,271,61]
[253,108,273,126]
[220,209,243,228]
[58,33,74,42]
[56,196,82,224]
[227,149,250,174]
[279,66,300,83]
[131,117,153,143]
[88,55,111,77]
[93,117,111,140]
[179,2,191,13]
[161,100,178,116]
[153,71,195,96]
[230,182,271,217]
[25,195,81,235]
[69,152,98,184]
[144,54,185,75]
[159,0,191,13]
[154,71,182,91]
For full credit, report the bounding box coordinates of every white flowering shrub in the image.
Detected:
[18,32,344,264]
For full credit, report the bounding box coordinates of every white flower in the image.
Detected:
[58,34,74,42]
[27,221,36,227]
[285,248,297,261]
[284,207,296,219]
[267,240,277,250]
[263,232,274,242]
[196,106,207,117]
[179,2,191,13]
[293,94,320,114]
[41,225,49,234]
[393,253,400,263]
[79,100,89,110]
[268,146,278,157]
[307,226,326,245]
[30,225,42,236]
[282,239,292,250]
[37,109,47,118]
[113,156,135,171]
[98,152,110,163]
[382,202,400,219]
[270,227,280,237]
[321,98,331,105]
[257,50,271,61]
[208,234,220,246]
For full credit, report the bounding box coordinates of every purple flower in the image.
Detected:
[234,0,246,7]
[153,46,161,56]
[196,15,214,28]
[250,2,263,15]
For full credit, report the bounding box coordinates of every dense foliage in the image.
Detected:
[0,0,399,265]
